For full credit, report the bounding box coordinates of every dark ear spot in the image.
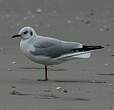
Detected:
[30,31,33,36]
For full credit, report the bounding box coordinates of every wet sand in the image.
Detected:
[0,0,114,110]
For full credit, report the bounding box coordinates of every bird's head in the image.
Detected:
[12,27,37,40]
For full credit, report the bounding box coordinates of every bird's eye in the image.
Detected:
[23,31,28,34]
[30,31,33,36]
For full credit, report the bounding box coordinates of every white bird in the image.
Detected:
[12,27,104,81]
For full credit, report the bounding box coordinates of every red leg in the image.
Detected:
[44,65,48,81]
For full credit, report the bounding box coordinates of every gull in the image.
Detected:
[12,27,104,81]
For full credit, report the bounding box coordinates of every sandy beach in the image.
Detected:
[0,0,114,109]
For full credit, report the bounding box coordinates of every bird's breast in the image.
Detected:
[20,40,33,57]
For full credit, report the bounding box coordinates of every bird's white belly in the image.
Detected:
[28,55,63,65]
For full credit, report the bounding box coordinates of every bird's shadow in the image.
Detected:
[37,79,107,84]
[18,66,107,84]
[19,66,66,71]
[19,67,43,70]
[4,78,107,86]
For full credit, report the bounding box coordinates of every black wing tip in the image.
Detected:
[98,45,104,49]
[72,45,104,52]
[83,45,104,50]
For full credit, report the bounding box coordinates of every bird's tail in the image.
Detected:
[54,45,104,61]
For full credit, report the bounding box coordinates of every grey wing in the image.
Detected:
[30,37,83,58]
[33,37,58,48]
